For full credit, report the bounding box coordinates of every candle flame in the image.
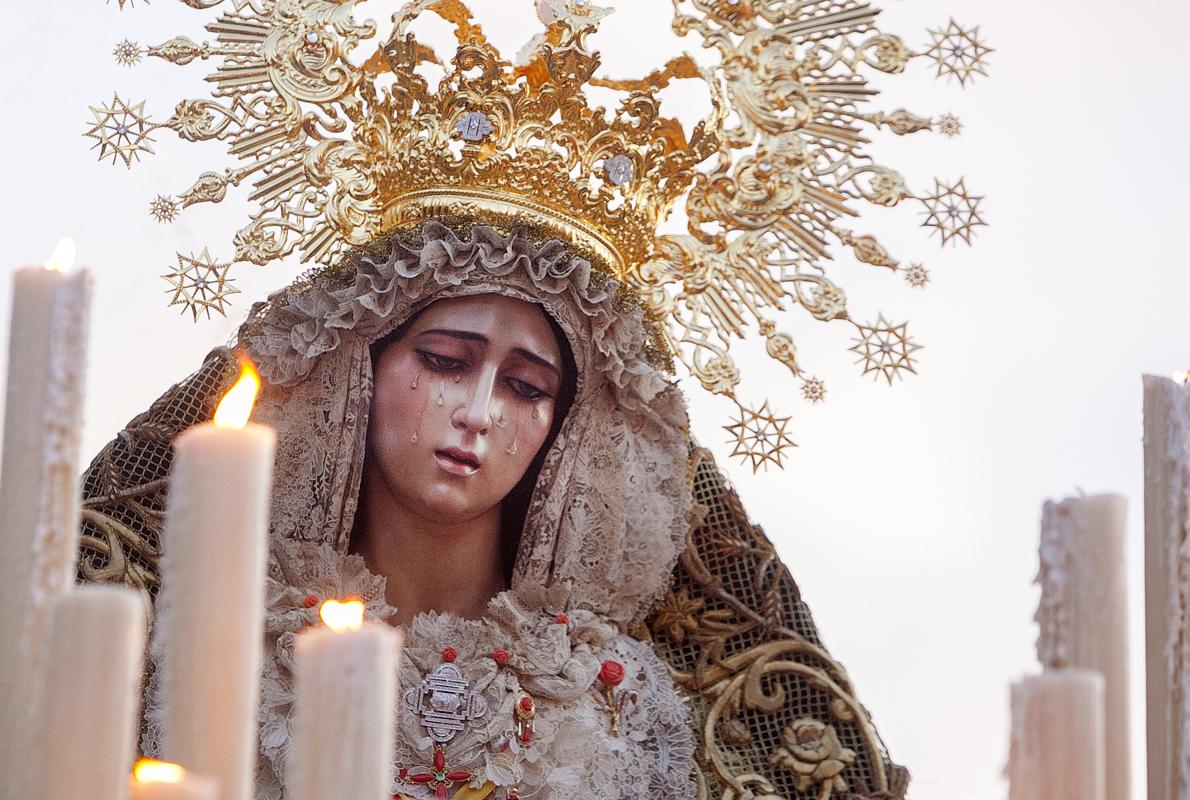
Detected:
[320,598,365,632]
[214,356,261,429]
[43,238,76,273]
[1176,371,1190,387]
[133,759,187,784]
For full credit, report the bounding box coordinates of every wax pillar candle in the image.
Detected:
[1007,669,1106,800]
[1143,375,1190,800]
[129,761,217,800]
[0,241,92,800]
[1035,494,1130,800]
[32,586,146,800]
[289,599,400,800]
[154,362,275,800]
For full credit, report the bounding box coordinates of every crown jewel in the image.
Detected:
[89,0,990,469]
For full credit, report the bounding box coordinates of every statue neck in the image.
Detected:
[349,464,508,629]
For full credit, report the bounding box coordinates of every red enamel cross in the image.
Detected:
[404,744,474,800]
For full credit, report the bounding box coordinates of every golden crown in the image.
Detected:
[89,0,990,470]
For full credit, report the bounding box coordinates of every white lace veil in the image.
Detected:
[243,220,693,629]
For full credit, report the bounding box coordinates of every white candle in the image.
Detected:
[1035,493,1130,800]
[0,240,92,800]
[154,362,275,800]
[289,599,400,800]
[32,586,146,800]
[1008,669,1106,800]
[1143,374,1190,800]
[129,760,217,800]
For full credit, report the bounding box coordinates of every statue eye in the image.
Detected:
[417,350,465,372]
[508,377,547,401]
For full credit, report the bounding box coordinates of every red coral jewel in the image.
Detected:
[303,595,319,609]
[441,647,457,663]
[519,696,534,713]
[554,613,569,625]
[491,648,510,666]
[598,659,625,687]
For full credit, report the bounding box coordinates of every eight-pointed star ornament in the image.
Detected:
[162,249,240,322]
[850,315,922,385]
[925,20,992,87]
[84,95,157,168]
[919,178,987,247]
[725,402,797,473]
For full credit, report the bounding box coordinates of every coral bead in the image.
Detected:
[598,659,625,687]
[491,648,510,666]
[303,595,318,609]
[554,613,569,625]
[441,647,457,663]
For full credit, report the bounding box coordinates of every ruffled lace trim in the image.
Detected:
[247,221,667,409]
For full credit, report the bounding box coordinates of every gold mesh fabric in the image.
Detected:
[644,449,909,800]
[76,347,239,600]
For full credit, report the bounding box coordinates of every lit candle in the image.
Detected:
[129,760,217,800]
[32,586,146,800]
[1007,669,1106,800]
[1036,494,1130,800]
[0,239,92,798]
[154,359,275,800]
[1143,374,1190,800]
[289,599,400,800]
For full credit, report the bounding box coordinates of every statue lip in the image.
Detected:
[435,447,481,475]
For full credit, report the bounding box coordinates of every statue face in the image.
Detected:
[367,294,564,523]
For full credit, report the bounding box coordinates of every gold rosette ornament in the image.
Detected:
[770,719,858,798]
[87,0,990,469]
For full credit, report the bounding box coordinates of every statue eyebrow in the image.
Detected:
[417,328,560,377]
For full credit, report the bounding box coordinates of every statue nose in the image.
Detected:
[453,366,497,433]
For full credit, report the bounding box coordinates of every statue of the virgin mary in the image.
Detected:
[75,0,988,795]
[81,218,906,799]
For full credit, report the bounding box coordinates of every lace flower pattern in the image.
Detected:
[243,546,695,798]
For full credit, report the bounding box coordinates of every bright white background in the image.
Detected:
[3,2,1187,800]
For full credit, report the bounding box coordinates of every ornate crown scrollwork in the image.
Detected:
[89,0,989,468]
